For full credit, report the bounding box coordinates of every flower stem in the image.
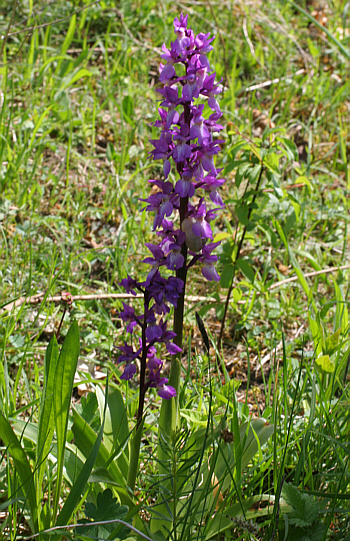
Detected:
[127,292,149,492]
[217,164,264,347]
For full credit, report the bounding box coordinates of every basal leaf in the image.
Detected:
[315,354,335,373]
[0,413,38,532]
[36,335,59,504]
[53,321,80,519]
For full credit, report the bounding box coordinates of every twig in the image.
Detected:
[268,264,350,290]
[217,164,265,348]
[1,292,220,311]
[239,68,306,94]
[2,264,349,312]
[0,0,19,57]
[23,518,153,541]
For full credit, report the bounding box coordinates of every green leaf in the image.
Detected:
[61,14,76,57]
[0,413,38,531]
[278,137,299,161]
[232,287,242,303]
[53,321,80,519]
[236,204,249,226]
[28,106,52,149]
[213,419,274,494]
[248,164,262,184]
[325,327,341,356]
[36,335,59,504]
[235,163,251,188]
[235,259,255,283]
[71,409,132,506]
[220,264,235,288]
[54,14,76,78]
[76,489,129,540]
[11,418,86,488]
[315,354,335,373]
[56,389,107,527]
[96,384,129,479]
[122,95,135,126]
[214,231,231,242]
[264,151,280,174]
[282,483,321,527]
[333,279,349,335]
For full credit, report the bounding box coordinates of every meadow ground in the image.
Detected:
[0,1,349,540]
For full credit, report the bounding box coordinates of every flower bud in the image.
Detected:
[181,217,203,252]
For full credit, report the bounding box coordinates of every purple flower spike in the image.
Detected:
[118,302,138,334]
[118,14,225,404]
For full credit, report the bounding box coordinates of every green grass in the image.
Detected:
[0,0,349,540]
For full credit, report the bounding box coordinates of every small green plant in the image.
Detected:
[75,488,129,541]
[281,482,328,541]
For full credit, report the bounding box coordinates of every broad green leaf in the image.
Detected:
[278,137,298,161]
[309,316,324,357]
[232,287,242,303]
[0,413,38,532]
[235,259,255,283]
[325,328,341,355]
[71,409,132,506]
[315,354,335,373]
[295,175,313,190]
[236,204,249,225]
[220,264,235,288]
[235,163,251,188]
[11,419,86,487]
[122,95,135,126]
[214,231,231,242]
[106,385,130,470]
[89,467,125,486]
[215,419,274,493]
[36,335,59,504]
[75,489,129,540]
[248,163,262,184]
[96,385,129,479]
[54,14,76,79]
[264,151,280,174]
[56,389,106,527]
[181,409,209,426]
[53,321,80,519]
[248,145,261,161]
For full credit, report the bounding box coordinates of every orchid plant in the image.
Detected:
[117,13,225,492]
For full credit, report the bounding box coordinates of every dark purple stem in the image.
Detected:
[136,292,150,428]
